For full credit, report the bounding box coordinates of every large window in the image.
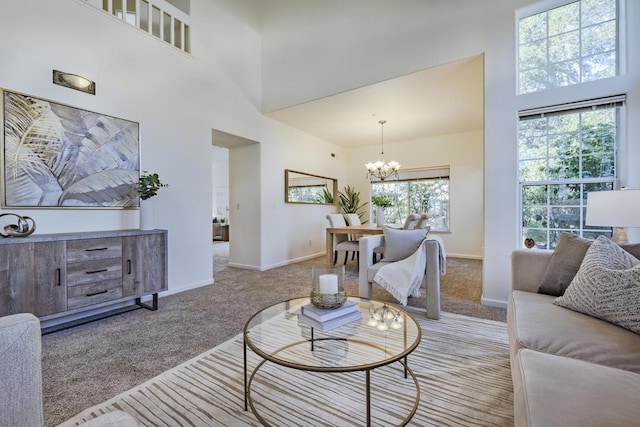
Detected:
[371,167,449,231]
[518,0,617,94]
[519,97,623,248]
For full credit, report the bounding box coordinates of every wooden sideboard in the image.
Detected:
[0,229,167,325]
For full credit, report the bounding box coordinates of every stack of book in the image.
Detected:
[298,300,362,332]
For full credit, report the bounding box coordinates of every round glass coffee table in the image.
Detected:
[243,297,422,426]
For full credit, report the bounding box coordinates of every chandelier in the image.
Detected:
[365,120,400,181]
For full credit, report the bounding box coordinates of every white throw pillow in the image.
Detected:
[554,236,640,334]
[382,225,429,262]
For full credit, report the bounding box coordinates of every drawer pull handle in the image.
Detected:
[85,247,108,252]
[55,268,61,286]
[86,268,108,274]
[86,290,108,297]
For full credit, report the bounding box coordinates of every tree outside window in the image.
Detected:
[519,105,619,248]
[371,178,449,231]
[518,0,617,94]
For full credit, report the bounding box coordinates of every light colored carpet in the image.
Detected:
[60,311,512,426]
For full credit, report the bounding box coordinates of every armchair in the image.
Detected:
[359,233,444,320]
[373,213,420,262]
[0,313,138,426]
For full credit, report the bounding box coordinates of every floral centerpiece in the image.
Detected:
[371,195,393,226]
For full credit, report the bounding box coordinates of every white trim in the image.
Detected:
[226,252,327,272]
[481,296,507,309]
[517,0,579,20]
[446,254,483,260]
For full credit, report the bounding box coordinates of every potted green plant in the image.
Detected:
[371,195,394,226]
[338,185,368,223]
[138,171,168,200]
[138,171,168,230]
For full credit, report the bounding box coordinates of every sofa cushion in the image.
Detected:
[508,290,640,373]
[537,233,591,296]
[382,225,428,262]
[538,232,640,296]
[555,236,640,334]
[514,349,640,427]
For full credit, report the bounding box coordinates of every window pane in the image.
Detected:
[549,31,579,63]
[548,2,579,36]
[549,184,580,205]
[519,68,547,94]
[519,13,547,44]
[522,185,547,206]
[550,206,580,229]
[519,159,547,181]
[520,40,547,69]
[548,133,579,158]
[549,156,579,179]
[582,21,616,56]
[582,52,616,81]
[548,60,580,87]
[582,0,616,26]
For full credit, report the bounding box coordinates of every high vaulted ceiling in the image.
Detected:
[266,54,484,148]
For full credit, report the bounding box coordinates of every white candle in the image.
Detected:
[318,274,338,294]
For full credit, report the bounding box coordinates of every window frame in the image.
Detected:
[370,166,451,232]
[517,97,624,248]
[516,0,620,95]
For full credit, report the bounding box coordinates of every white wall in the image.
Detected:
[0,0,348,297]
[347,130,484,258]
[4,0,639,307]
[259,0,640,306]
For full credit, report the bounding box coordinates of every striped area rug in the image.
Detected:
[60,312,513,426]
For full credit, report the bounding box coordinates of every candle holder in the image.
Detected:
[310,265,346,309]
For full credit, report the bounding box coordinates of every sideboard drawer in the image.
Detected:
[67,238,122,263]
[67,258,122,286]
[68,280,123,309]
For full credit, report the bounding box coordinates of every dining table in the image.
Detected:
[325,224,384,265]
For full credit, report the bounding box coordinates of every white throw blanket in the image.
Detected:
[373,238,428,306]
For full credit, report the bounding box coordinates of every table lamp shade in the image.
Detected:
[586,190,640,227]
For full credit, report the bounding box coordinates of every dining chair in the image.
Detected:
[326,214,360,266]
[414,213,429,229]
[343,213,364,261]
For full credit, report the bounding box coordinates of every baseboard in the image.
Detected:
[446,253,483,260]
[158,279,213,297]
[481,296,507,309]
[247,252,326,271]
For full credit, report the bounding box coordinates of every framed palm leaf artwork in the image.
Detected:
[1,90,140,208]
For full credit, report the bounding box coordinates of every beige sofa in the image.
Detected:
[508,249,640,427]
[0,313,138,426]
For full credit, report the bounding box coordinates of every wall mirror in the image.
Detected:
[285,169,337,204]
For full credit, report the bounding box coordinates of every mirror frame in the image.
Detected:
[284,169,337,205]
